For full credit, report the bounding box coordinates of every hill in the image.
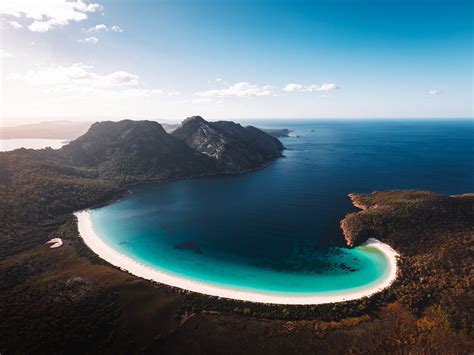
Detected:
[59,120,215,180]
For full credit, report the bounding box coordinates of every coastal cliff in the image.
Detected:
[341,190,474,250]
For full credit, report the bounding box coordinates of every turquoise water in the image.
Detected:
[89,119,474,295]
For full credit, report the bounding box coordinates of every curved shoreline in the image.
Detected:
[74,210,399,305]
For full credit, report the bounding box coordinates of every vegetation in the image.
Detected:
[342,191,473,321]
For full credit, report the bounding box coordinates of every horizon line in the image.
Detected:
[1,116,473,126]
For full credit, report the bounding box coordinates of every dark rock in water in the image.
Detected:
[174,241,202,254]
[172,116,284,172]
[309,129,315,132]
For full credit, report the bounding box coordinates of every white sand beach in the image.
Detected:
[74,210,399,305]
[46,238,63,248]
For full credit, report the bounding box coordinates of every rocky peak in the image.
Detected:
[181,116,207,126]
[172,116,284,172]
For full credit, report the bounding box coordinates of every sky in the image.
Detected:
[0,0,472,125]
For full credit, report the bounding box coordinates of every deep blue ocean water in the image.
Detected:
[90,120,474,295]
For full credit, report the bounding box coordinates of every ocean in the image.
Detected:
[89,119,474,297]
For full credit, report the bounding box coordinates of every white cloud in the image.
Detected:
[196,82,273,98]
[79,36,98,44]
[192,98,213,104]
[282,83,304,92]
[9,63,139,88]
[84,24,122,33]
[1,20,23,29]
[7,63,176,101]
[320,83,338,91]
[283,82,338,93]
[106,71,139,85]
[0,50,14,58]
[85,23,107,32]
[0,0,103,32]
[29,19,63,32]
[428,89,441,96]
[9,20,23,29]
[118,89,164,97]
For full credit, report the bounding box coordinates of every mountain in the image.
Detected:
[172,116,284,172]
[55,116,285,179]
[59,119,215,179]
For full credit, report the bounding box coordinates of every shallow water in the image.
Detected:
[89,119,474,295]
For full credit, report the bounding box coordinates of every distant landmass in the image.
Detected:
[161,123,180,133]
[0,120,179,139]
[0,121,92,140]
[0,120,290,141]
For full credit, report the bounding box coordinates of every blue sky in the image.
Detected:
[1,0,472,124]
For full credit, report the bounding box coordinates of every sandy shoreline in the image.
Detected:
[74,210,399,305]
